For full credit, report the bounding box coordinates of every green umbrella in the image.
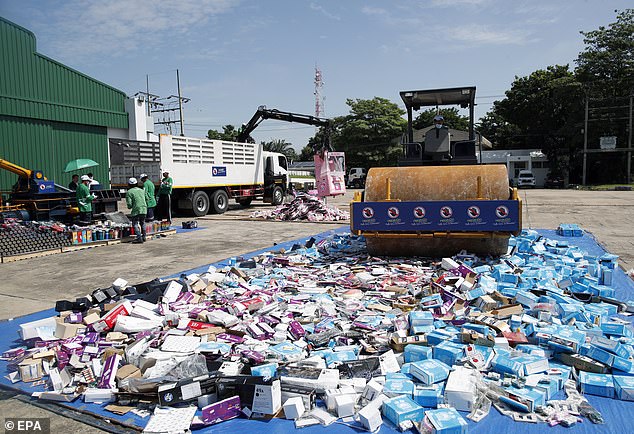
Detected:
[64,158,99,173]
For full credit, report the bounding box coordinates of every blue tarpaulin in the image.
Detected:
[1,228,633,433]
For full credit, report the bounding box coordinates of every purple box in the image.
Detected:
[64,313,83,324]
[217,333,245,344]
[247,323,267,340]
[98,354,121,389]
[82,332,100,344]
[288,321,306,340]
[241,350,265,364]
[2,348,25,359]
[202,395,241,425]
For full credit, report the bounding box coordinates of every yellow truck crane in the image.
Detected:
[0,158,118,221]
[350,87,522,257]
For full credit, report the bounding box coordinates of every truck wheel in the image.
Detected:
[272,186,284,205]
[192,191,210,216]
[238,198,253,207]
[211,190,229,214]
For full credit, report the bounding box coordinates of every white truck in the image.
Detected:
[109,134,289,216]
[346,167,366,188]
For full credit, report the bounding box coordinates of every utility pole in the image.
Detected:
[627,89,634,184]
[146,75,151,117]
[177,69,184,136]
[582,92,589,186]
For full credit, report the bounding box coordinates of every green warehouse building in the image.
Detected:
[0,17,130,192]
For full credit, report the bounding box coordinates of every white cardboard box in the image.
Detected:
[358,404,383,432]
[444,366,477,411]
[283,397,305,420]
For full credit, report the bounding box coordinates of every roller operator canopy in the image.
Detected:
[400,87,476,110]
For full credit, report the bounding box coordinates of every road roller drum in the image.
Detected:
[351,164,521,257]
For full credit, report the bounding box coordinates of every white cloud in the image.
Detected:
[309,3,341,21]
[449,24,533,45]
[430,0,490,6]
[36,0,240,60]
[361,6,423,26]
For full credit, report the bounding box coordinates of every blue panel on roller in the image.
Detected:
[351,200,520,232]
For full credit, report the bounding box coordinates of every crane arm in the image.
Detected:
[237,106,332,143]
[0,158,32,179]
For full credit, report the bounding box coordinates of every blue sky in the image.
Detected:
[0,0,629,151]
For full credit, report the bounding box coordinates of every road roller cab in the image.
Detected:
[350,87,522,257]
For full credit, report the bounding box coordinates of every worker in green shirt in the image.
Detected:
[140,173,157,222]
[76,174,96,225]
[126,177,148,243]
[157,170,173,222]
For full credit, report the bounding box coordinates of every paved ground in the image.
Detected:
[0,188,632,432]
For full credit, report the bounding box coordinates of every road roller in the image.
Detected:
[350,87,521,257]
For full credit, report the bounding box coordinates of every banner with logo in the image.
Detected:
[351,200,520,232]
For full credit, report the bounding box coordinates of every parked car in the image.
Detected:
[516,170,536,188]
[544,174,564,189]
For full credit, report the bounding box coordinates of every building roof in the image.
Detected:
[0,17,128,129]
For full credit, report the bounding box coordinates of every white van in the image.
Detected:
[517,170,536,188]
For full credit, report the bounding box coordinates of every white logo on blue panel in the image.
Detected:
[414,206,426,218]
[362,207,374,218]
[440,206,453,218]
[467,206,481,218]
[388,207,400,218]
[496,206,509,218]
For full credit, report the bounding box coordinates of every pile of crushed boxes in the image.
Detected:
[2,229,634,433]
[250,193,349,222]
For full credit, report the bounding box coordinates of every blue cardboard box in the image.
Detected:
[578,372,614,398]
[419,294,443,309]
[413,384,444,408]
[433,341,465,366]
[323,349,357,367]
[404,344,432,363]
[410,311,434,326]
[427,330,458,346]
[612,356,633,372]
[250,362,277,378]
[491,352,524,377]
[586,345,615,367]
[502,386,545,412]
[384,378,415,398]
[601,321,632,337]
[382,395,424,426]
[591,336,630,358]
[410,359,451,385]
[613,375,634,401]
[423,408,468,434]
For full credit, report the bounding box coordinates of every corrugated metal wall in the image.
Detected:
[0,18,128,128]
[0,116,108,192]
[0,17,129,191]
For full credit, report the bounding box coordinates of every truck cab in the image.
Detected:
[346,167,367,188]
[263,151,288,206]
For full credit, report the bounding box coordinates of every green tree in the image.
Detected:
[576,9,634,96]
[207,124,239,141]
[299,145,315,161]
[331,97,407,168]
[478,65,584,178]
[262,139,297,160]
[575,9,634,183]
[412,107,469,131]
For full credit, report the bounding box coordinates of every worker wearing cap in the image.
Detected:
[140,174,156,222]
[126,177,148,243]
[156,170,173,222]
[76,175,96,224]
[433,114,448,130]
